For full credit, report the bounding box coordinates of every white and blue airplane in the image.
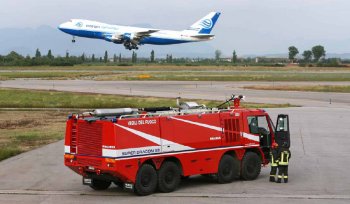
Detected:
[58,12,221,50]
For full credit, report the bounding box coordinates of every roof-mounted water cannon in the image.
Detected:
[217,94,245,109]
[232,95,245,108]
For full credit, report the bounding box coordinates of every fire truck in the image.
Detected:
[64,95,290,195]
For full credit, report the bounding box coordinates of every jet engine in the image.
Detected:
[122,33,136,41]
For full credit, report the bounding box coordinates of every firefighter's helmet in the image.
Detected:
[272,142,278,148]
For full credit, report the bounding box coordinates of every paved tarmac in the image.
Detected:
[1,79,350,107]
[0,79,349,203]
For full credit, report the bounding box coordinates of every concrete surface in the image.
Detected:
[0,107,349,203]
[1,79,350,107]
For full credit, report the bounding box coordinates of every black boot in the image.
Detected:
[284,178,288,183]
[276,178,281,183]
[269,177,275,182]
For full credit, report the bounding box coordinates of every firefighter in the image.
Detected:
[269,142,279,182]
[276,142,291,183]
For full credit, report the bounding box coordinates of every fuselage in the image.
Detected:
[58,12,220,50]
[58,19,209,45]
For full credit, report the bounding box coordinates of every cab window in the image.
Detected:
[276,117,288,132]
[247,116,270,135]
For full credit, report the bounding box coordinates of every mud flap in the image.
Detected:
[124,183,134,190]
[82,177,92,185]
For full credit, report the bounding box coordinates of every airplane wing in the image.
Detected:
[134,29,159,38]
[109,29,159,44]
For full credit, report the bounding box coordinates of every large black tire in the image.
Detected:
[241,152,262,180]
[134,164,158,196]
[89,179,111,190]
[158,161,181,193]
[217,154,240,184]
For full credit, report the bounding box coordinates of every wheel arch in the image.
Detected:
[245,148,265,162]
[221,148,248,161]
[159,156,184,176]
[142,158,157,169]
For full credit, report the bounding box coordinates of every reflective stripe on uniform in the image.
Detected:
[270,152,278,166]
[278,175,283,178]
[279,151,289,165]
[283,176,288,178]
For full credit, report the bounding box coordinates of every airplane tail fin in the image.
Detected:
[185,12,221,34]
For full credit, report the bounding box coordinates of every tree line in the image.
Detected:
[288,45,326,63]
[0,46,346,67]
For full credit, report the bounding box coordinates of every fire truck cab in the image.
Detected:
[64,96,290,195]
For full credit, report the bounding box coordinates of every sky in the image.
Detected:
[0,0,350,56]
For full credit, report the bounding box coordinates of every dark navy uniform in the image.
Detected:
[269,148,279,182]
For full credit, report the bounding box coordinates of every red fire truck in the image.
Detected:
[64,95,290,195]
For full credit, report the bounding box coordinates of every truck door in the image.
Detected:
[275,114,290,148]
[245,115,272,147]
[220,112,241,146]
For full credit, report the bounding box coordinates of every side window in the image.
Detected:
[258,116,269,133]
[247,116,259,134]
[247,116,270,135]
[276,117,288,132]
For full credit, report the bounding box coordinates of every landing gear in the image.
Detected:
[123,41,139,50]
[72,36,76,43]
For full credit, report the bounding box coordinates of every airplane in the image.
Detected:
[58,12,221,50]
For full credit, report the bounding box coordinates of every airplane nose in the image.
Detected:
[58,23,64,31]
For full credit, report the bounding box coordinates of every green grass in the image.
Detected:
[2,69,350,81]
[0,110,66,161]
[244,85,350,93]
[0,88,292,109]
[0,147,22,161]
[1,64,350,71]
[0,71,111,80]
[95,71,350,82]
[0,130,64,161]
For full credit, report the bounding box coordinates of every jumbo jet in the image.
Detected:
[58,12,221,50]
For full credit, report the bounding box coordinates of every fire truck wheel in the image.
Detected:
[241,152,261,180]
[158,161,181,193]
[134,164,158,196]
[89,179,111,190]
[217,155,240,184]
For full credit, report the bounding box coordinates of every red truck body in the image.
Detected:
[64,98,288,195]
